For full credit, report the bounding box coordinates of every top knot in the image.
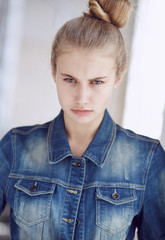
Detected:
[89,0,111,23]
[88,0,131,28]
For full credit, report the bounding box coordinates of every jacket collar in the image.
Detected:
[48,109,116,167]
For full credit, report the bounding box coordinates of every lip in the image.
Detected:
[71,109,93,116]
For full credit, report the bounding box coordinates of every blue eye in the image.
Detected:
[92,80,103,84]
[64,78,75,83]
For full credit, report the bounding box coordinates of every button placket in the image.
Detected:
[60,158,85,239]
[76,219,80,227]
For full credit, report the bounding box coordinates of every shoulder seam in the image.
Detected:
[12,124,49,135]
[116,125,159,144]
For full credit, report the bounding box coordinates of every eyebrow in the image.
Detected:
[61,73,108,81]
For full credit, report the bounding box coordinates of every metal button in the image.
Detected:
[29,182,38,192]
[67,189,78,194]
[73,161,82,168]
[62,218,72,223]
[76,219,80,227]
[112,189,119,200]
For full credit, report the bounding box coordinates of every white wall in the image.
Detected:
[123,0,165,148]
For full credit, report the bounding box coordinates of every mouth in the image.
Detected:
[71,109,93,116]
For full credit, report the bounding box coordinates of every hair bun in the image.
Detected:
[88,0,131,28]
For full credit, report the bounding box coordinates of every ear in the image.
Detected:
[114,70,125,89]
[52,70,56,83]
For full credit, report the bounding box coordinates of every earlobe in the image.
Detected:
[114,70,125,89]
[114,78,121,89]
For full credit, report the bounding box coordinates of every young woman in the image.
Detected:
[0,0,165,239]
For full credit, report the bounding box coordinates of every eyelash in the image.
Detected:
[64,78,103,85]
[91,80,103,85]
[64,78,76,84]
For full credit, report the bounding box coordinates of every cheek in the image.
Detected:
[96,87,113,104]
[56,85,73,107]
[98,91,113,110]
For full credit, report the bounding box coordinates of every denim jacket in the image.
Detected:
[0,109,165,240]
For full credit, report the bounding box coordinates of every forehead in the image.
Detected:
[57,45,114,60]
[56,46,116,76]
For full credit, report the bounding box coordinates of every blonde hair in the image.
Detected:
[51,0,131,76]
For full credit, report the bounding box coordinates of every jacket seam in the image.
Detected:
[47,119,54,162]
[8,174,146,190]
[139,141,159,210]
[12,124,49,135]
[116,125,159,143]
[4,131,16,198]
[100,121,116,166]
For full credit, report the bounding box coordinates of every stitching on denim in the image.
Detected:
[47,119,73,163]
[96,196,133,234]
[72,160,86,238]
[100,121,116,166]
[10,174,83,190]
[9,174,146,191]
[139,142,159,210]
[59,159,86,239]
[37,222,43,240]
[82,160,86,240]
[84,183,145,190]
[47,119,54,162]
[11,132,18,173]
[14,192,52,226]
[116,125,158,143]
[82,190,85,240]
[49,154,73,164]
[97,195,136,205]
[81,119,115,166]
[12,124,49,135]
[142,141,158,185]
[67,157,74,190]
[96,187,135,235]
[14,181,56,196]
[9,174,146,192]
[5,131,17,197]
[13,181,56,226]
[59,186,68,239]
[16,182,55,226]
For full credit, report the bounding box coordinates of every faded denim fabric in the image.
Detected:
[0,109,165,240]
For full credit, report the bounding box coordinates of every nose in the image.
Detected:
[75,85,90,106]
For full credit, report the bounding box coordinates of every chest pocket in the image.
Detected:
[14,179,56,226]
[96,187,137,235]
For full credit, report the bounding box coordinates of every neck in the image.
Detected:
[63,112,104,156]
[64,113,104,141]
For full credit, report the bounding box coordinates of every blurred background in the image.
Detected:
[0,0,165,239]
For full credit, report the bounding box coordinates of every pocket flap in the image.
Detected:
[14,179,56,196]
[96,187,136,205]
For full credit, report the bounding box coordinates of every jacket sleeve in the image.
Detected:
[137,143,165,240]
[0,130,13,215]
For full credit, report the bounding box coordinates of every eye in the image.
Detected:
[64,78,76,83]
[91,80,103,85]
